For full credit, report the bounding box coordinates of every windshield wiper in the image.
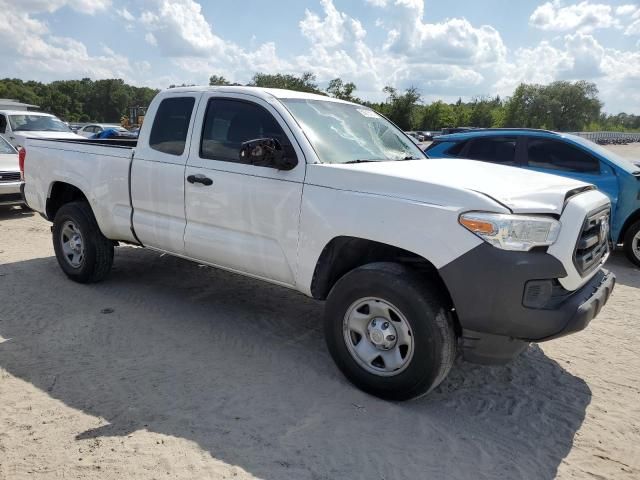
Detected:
[344,159,377,164]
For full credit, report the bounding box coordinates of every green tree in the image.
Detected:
[209,75,232,86]
[250,72,321,93]
[381,86,421,130]
[419,101,455,130]
[452,98,471,127]
[326,78,359,102]
[469,96,502,128]
[504,81,602,131]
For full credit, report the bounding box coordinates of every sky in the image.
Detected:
[1,0,639,113]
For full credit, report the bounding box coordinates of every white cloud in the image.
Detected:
[530,1,619,32]
[615,5,637,16]
[140,0,233,57]
[563,32,606,78]
[495,32,640,112]
[626,18,640,35]
[300,0,361,47]
[117,7,135,22]
[16,36,132,79]
[371,0,506,65]
[144,32,158,46]
[0,0,133,82]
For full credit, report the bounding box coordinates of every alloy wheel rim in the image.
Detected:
[60,220,85,268]
[633,231,640,260]
[343,297,414,377]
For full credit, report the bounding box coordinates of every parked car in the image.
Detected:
[77,124,134,138]
[425,128,640,266]
[0,111,83,149]
[21,87,615,400]
[417,131,437,141]
[0,135,24,207]
[405,131,425,142]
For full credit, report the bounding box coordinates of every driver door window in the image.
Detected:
[200,99,294,164]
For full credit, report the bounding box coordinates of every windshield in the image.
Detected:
[0,135,16,154]
[9,114,71,133]
[281,99,425,164]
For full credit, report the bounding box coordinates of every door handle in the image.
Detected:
[187,174,213,186]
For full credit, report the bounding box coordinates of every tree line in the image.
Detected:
[0,78,158,123]
[1,74,638,132]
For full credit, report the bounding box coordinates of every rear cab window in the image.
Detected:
[149,97,196,156]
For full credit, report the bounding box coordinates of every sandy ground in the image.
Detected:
[0,146,639,480]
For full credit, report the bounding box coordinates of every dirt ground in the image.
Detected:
[0,145,639,480]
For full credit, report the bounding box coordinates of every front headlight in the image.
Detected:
[459,212,561,251]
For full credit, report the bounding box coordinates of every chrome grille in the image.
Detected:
[574,207,609,276]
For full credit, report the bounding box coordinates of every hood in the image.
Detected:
[306,158,592,215]
[0,153,18,172]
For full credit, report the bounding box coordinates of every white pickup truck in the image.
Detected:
[22,86,615,400]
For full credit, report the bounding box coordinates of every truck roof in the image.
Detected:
[163,86,357,105]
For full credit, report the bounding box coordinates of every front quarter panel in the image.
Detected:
[296,183,485,296]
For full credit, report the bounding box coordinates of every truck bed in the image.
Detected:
[23,136,138,244]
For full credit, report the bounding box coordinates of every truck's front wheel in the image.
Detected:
[623,220,640,267]
[52,202,114,283]
[324,262,456,401]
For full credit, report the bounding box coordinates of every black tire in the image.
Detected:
[52,201,114,283]
[623,220,640,267]
[324,262,456,401]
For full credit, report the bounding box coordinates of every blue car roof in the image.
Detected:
[435,129,559,141]
[434,129,638,174]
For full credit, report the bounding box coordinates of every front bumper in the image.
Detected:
[439,243,615,364]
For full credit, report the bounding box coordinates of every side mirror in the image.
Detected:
[239,138,297,171]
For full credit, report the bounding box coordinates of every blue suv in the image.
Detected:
[425,129,640,266]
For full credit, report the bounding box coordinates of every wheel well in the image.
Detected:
[310,236,459,332]
[619,209,640,244]
[46,182,88,220]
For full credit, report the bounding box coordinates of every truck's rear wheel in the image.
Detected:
[324,262,456,401]
[623,221,640,267]
[52,201,114,283]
